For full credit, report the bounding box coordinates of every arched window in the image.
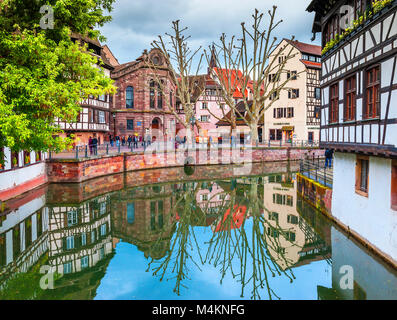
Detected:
[157,83,163,109]
[150,81,155,108]
[126,86,134,108]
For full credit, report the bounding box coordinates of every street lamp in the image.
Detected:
[112,113,116,137]
[190,115,196,148]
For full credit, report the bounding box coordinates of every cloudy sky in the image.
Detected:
[99,0,319,67]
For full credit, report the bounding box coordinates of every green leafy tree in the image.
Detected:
[0,0,116,155]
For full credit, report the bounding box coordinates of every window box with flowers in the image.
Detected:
[322,0,394,56]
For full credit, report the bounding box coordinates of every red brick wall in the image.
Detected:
[47,155,124,183]
[111,50,177,140]
[47,148,324,183]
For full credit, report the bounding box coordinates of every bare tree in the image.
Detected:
[206,7,301,145]
[146,20,206,144]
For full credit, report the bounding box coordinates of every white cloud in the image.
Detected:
[99,0,320,65]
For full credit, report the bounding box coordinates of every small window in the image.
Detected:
[269,212,279,222]
[200,115,210,122]
[315,87,321,100]
[201,103,208,110]
[392,160,397,211]
[314,106,321,119]
[287,71,297,80]
[63,262,72,274]
[286,231,296,242]
[67,210,78,227]
[126,86,134,108]
[355,156,369,197]
[127,119,134,130]
[287,107,294,118]
[364,66,380,119]
[345,75,356,122]
[100,223,107,236]
[287,215,299,225]
[288,89,299,99]
[329,83,339,124]
[66,236,75,250]
[286,195,293,207]
[81,256,89,269]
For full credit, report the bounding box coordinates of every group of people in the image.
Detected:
[88,135,99,155]
[108,134,152,149]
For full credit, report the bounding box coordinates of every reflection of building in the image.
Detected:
[318,227,397,300]
[111,185,176,260]
[307,0,397,263]
[46,195,114,282]
[0,190,49,287]
[0,149,48,201]
[263,173,330,270]
[111,48,177,141]
[196,182,230,215]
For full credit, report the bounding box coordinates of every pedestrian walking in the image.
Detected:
[88,136,93,155]
[116,136,120,147]
[134,135,138,148]
[325,148,334,169]
[92,135,98,155]
[127,135,132,148]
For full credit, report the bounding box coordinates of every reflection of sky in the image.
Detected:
[95,220,332,300]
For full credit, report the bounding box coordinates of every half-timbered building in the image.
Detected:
[55,34,116,146]
[307,0,397,262]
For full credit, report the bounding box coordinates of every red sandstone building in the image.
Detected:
[111,49,177,142]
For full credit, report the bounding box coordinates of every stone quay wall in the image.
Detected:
[46,147,324,184]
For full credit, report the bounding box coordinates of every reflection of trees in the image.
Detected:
[205,177,297,300]
[147,182,205,295]
[146,174,306,300]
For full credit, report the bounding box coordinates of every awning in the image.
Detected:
[282,126,295,131]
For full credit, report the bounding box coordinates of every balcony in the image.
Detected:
[81,98,110,109]
[322,0,396,58]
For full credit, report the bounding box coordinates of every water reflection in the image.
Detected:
[0,164,396,300]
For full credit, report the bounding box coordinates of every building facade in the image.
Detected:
[263,39,322,143]
[111,49,177,142]
[307,0,397,262]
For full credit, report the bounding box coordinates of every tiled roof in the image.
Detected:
[216,100,264,126]
[301,60,321,69]
[285,39,321,56]
[212,68,249,99]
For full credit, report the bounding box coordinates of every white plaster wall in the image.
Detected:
[0,195,46,234]
[332,152,397,261]
[0,162,46,193]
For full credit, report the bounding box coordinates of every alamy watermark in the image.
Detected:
[39,5,54,30]
[39,265,62,290]
[339,265,354,290]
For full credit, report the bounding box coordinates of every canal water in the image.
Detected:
[0,163,396,300]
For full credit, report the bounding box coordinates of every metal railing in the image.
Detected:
[299,157,333,188]
[48,139,321,160]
